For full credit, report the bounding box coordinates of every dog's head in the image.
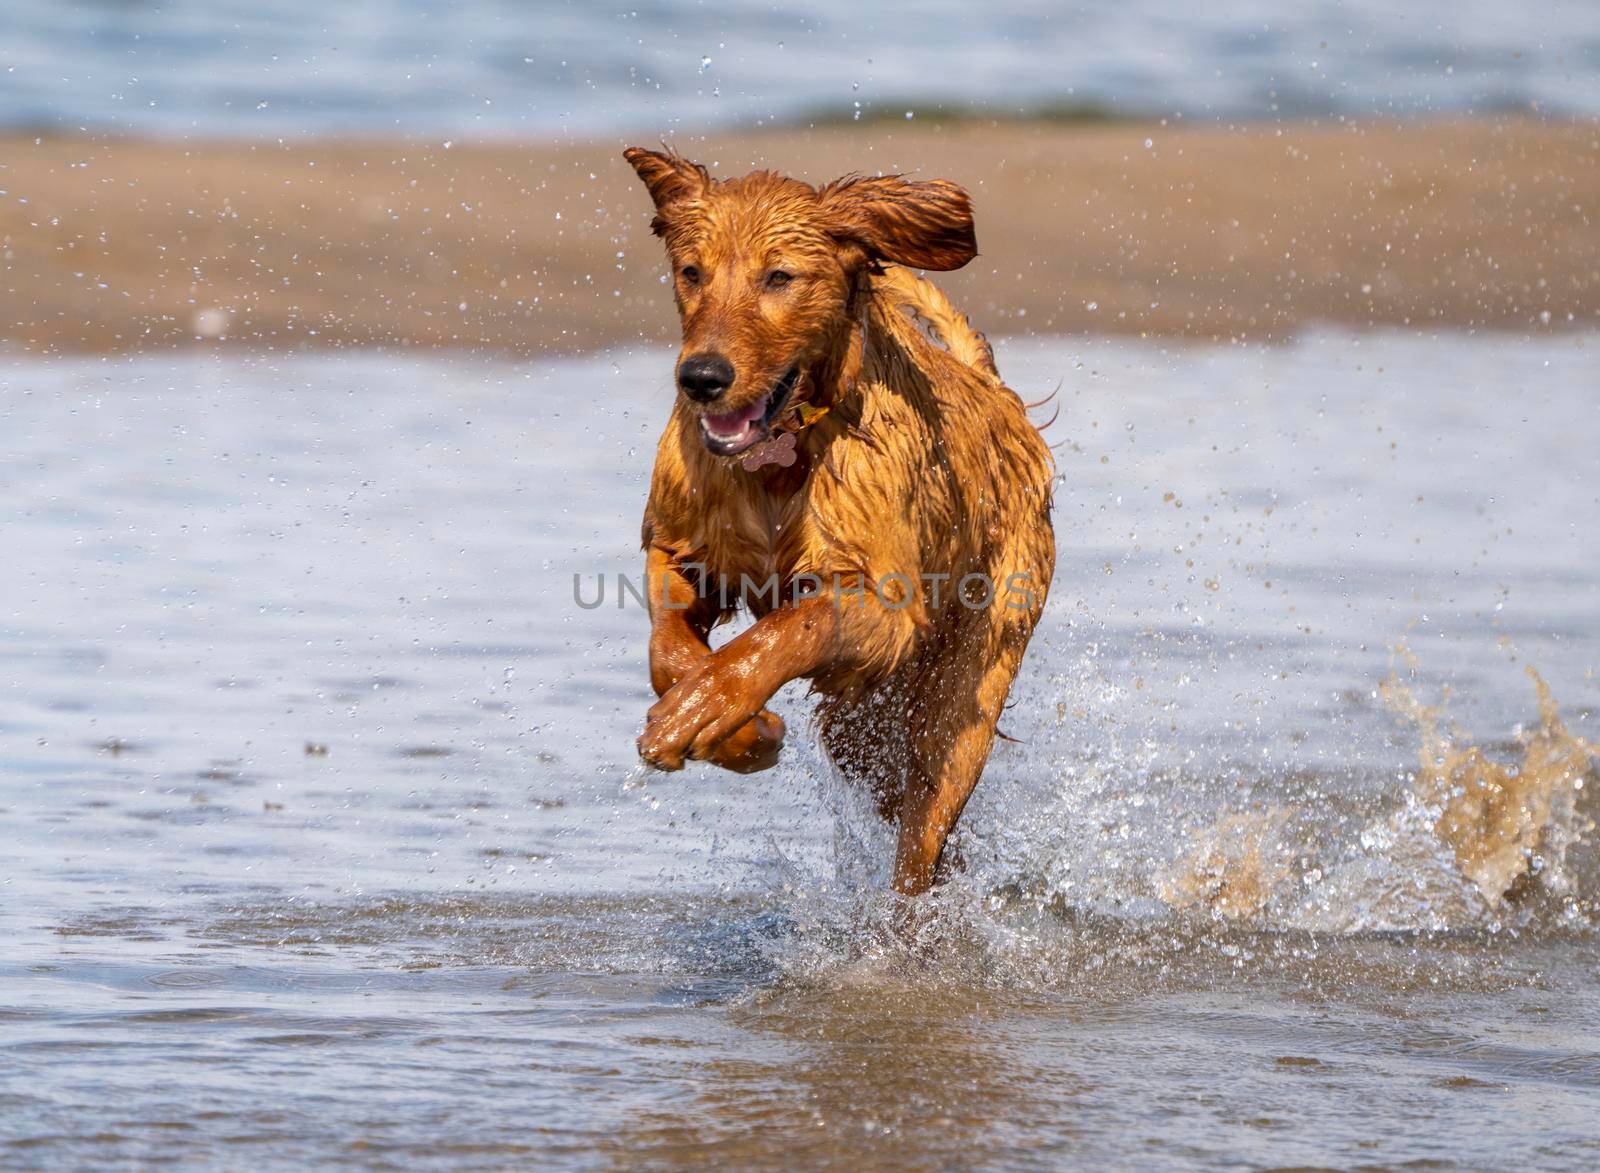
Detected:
[623,147,977,457]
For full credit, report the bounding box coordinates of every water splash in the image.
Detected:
[1158,808,1290,920]
[1154,652,1598,932]
[1380,652,1596,909]
[694,643,1600,996]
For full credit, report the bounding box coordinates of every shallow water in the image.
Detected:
[3,0,1598,137]
[3,331,1599,1167]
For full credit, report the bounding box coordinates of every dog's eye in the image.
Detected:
[680,265,701,285]
[766,270,793,290]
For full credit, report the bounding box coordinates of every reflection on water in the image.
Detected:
[2,332,1599,1165]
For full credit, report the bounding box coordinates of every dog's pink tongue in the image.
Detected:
[703,394,767,437]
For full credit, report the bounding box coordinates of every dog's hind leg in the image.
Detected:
[891,631,1026,897]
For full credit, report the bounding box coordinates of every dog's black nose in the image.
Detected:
[677,353,735,403]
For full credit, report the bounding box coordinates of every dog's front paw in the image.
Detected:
[637,712,690,771]
[637,664,770,772]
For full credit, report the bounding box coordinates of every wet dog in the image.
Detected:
[625,148,1055,896]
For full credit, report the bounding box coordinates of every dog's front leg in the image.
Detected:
[645,546,785,773]
[638,594,842,771]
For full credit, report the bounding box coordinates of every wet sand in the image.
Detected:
[2,117,1596,354]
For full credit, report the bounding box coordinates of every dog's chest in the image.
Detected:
[697,480,815,597]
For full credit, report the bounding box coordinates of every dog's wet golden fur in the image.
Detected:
[625,147,1055,895]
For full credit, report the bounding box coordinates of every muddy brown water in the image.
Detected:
[3,332,1598,1168]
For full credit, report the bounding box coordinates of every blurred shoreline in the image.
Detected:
[2,116,1595,356]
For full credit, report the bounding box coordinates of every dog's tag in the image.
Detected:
[740,430,797,471]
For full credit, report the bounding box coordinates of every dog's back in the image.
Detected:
[806,263,1053,670]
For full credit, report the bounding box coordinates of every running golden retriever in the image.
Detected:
[625,147,1055,896]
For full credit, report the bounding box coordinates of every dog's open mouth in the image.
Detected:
[698,367,799,456]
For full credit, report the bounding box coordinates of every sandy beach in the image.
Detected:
[2,117,1595,354]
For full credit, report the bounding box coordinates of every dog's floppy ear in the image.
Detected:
[623,147,709,233]
[819,174,978,271]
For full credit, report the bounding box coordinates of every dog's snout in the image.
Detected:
[677,353,736,403]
